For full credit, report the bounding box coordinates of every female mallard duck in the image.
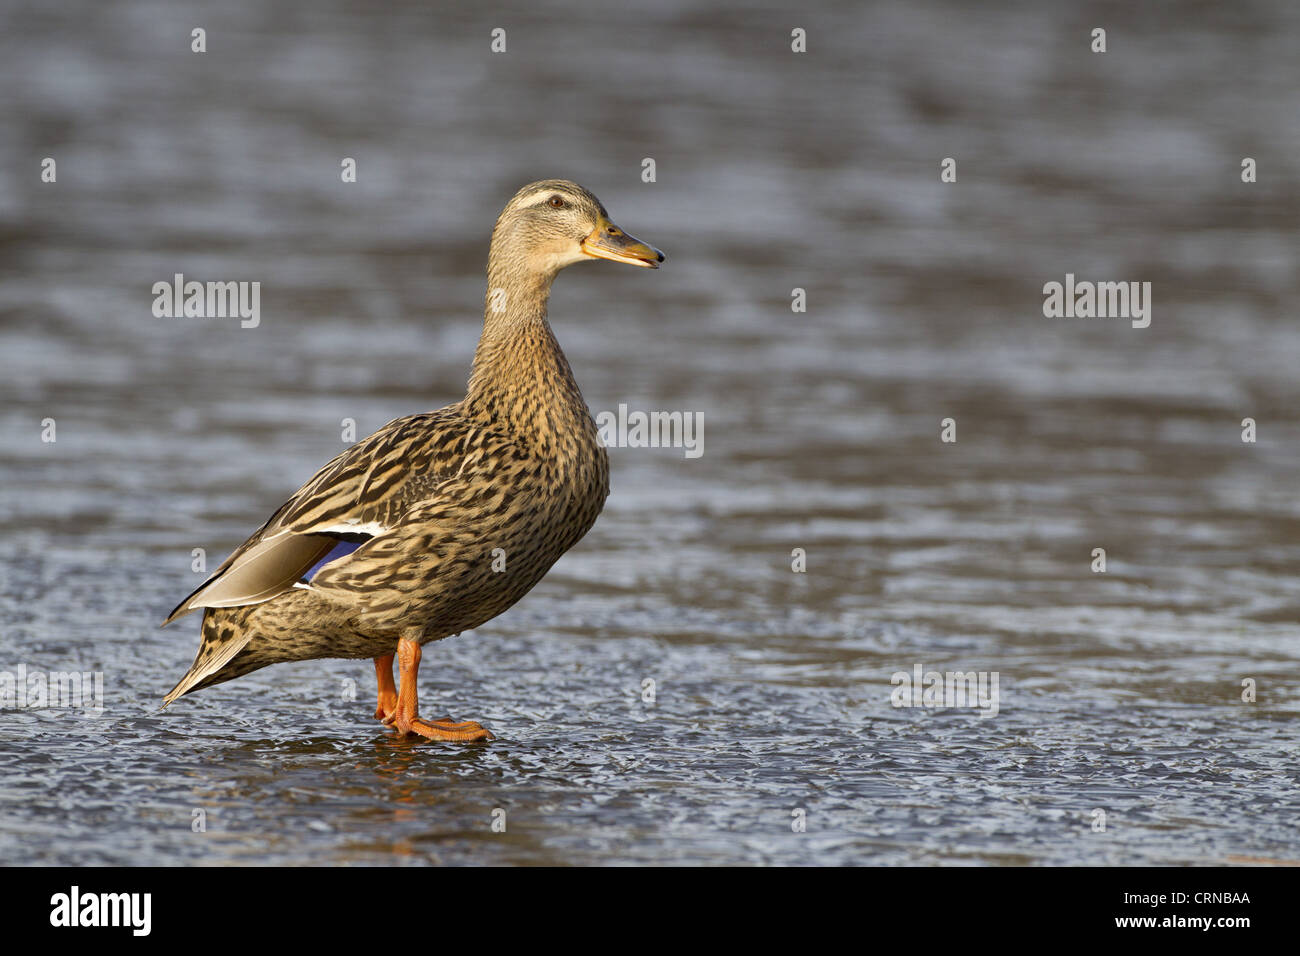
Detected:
[162,180,663,741]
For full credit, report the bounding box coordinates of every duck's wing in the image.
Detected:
[162,407,483,626]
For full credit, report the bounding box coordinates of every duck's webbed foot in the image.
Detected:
[386,637,494,742]
[396,715,494,742]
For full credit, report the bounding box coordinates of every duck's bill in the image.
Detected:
[581,219,665,269]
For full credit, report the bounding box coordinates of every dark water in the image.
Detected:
[2,0,1299,865]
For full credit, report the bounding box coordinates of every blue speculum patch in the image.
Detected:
[302,538,364,581]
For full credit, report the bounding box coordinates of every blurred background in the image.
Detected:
[1,0,1298,865]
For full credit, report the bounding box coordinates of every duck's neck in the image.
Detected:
[465,257,589,440]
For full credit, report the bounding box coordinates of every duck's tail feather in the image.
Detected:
[162,610,256,707]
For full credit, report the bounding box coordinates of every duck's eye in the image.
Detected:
[548,196,566,209]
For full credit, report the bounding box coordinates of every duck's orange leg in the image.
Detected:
[387,636,493,742]
[373,654,397,722]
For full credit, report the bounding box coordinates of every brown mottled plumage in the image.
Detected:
[162,180,663,740]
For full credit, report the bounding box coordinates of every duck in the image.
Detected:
[162,180,664,741]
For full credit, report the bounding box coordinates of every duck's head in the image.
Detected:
[490,179,664,279]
